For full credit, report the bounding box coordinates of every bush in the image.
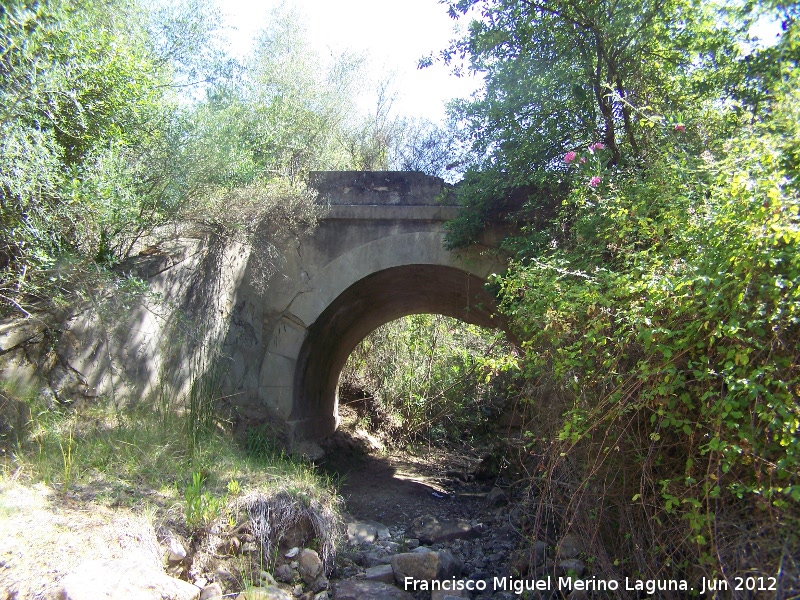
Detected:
[338,314,517,445]
[495,79,800,591]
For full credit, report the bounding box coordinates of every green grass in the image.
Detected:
[0,375,347,595]
[0,380,335,522]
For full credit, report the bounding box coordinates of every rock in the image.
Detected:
[259,572,278,587]
[215,566,235,584]
[293,441,325,461]
[298,549,324,584]
[530,541,548,567]
[405,539,420,550]
[431,590,470,600]
[274,564,295,583]
[331,580,414,600]
[391,549,460,586]
[363,551,391,567]
[310,575,329,594]
[556,534,583,559]
[235,587,293,600]
[408,515,480,545]
[219,536,241,555]
[0,319,44,351]
[556,559,586,578]
[486,487,507,507]
[200,583,223,599]
[436,550,461,579]
[55,559,200,600]
[391,551,437,583]
[345,517,390,544]
[365,564,395,584]
[168,538,188,563]
[379,541,400,554]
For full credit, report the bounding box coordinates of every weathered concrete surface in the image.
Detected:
[237,172,505,441]
[0,237,250,409]
[1,172,506,443]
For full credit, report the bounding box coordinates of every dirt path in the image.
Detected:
[319,432,490,526]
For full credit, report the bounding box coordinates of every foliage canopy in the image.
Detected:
[440,0,800,585]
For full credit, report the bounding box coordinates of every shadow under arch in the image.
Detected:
[292,264,504,438]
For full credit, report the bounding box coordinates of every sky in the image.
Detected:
[216,0,481,123]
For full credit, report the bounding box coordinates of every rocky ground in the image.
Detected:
[0,421,587,600]
[312,429,585,600]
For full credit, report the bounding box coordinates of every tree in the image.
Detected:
[390,116,469,183]
[437,0,744,246]
[436,0,800,587]
[0,0,370,315]
[241,5,365,181]
[1,0,183,313]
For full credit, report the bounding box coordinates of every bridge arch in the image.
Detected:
[243,172,507,442]
[291,264,501,439]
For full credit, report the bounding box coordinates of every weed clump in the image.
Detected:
[242,484,342,573]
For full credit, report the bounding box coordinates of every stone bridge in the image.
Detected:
[241,171,505,441]
[0,172,506,444]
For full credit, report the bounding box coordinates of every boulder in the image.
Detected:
[556,534,583,559]
[365,564,395,584]
[344,517,390,544]
[486,487,508,507]
[274,564,295,583]
[293,441,325,462]
[331,580,413,600]
[199,584,223,599]
[431,590,470,600]
[530,541,548,567]
[298,549,324,584]
[168,538,188,563]
[390,549,460,587]
[235,587,293,600]
[55,559,200,600]
[556,559,586,578]
[408,515,480,545]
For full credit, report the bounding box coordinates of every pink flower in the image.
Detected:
[591,142,605,151]
[579,156,587,164]
[564,151,577,164]
[674,123,686,133]
[589,176,601,187]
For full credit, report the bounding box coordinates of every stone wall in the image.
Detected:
[0,236,251,413]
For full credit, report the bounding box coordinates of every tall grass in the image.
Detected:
[0,377,336,523]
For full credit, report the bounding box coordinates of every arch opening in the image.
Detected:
[291,265,504,440]
[338,313,513,445]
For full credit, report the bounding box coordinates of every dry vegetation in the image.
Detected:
[0,380,343,598]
